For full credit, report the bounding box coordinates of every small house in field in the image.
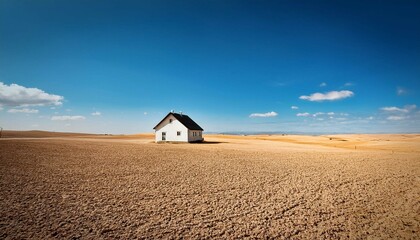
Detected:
[153,112,204,143]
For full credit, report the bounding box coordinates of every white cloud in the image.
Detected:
[320,82,327,87]
[8,108,39,114]
[397,87,407,96]
[0,106,3,111]
[296,112,310,117]
[299,90,354,102]
[406,105,417,111]
[91,111,101,116]
[51,115,86,121]
[297,111,340,118]
[0,82,63,107]
[313,112,324,117]
[249,111,278,118]
[344,82,353,87]
[273,82,288,87]
[381,105,416,113]
[381,105,416,122]
[144,112,148,115]
[387,116,407,121]
[381,106,407,113]
[367,116,374,120]
[291,106,299,110]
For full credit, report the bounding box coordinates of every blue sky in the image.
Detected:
[1,0,419,134]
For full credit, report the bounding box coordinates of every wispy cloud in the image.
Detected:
[397,87,407,96]
[299,90,354,102]
[51,115,86,121]
[344,82,353,87]
[296,112,310,117]
[312,112,334,117]
[0,82,63,107]
[8,108,39,114]
[381,105,416,121]
[291,106,299,110]
[297,111,346,119]
[91,111,101,116]
[272,81,288,87]
[313,112,324,117]
[381,106,407,113]
[249,111,278,118]
[387,116,407,121]
[381,105,416,113]
[319,82,327,87]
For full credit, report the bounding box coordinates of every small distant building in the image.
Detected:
[153,112,204,143]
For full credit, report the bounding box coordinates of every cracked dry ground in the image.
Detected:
[0,139,419,239]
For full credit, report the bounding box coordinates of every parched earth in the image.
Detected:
[0,137,419,239]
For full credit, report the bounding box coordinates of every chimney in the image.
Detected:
[179,111,183,116]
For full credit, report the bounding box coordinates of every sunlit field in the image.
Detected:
[1,131,419,239]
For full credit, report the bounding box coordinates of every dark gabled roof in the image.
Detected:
[153,112,204,131]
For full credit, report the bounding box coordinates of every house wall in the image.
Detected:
[155,116,188,142]
[188,130,204,142]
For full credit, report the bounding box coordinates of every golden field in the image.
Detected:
[0,131,419,239]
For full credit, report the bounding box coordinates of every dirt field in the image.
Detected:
[1,131,419,239]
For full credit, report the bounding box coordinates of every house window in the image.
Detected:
[169,119,173,123]
[177,131,181,136]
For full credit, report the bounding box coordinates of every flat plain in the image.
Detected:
[0,131,419,239]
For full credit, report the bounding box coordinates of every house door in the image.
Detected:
[162,132,166,141]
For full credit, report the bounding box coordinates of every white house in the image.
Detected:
[153,112,204,143]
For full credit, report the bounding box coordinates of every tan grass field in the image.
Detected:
[0,131,419,239]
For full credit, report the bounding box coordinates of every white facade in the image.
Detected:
[188,130,203,142]
[154,114,203,142]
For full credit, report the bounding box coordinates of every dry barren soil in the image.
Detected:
[1,131,419,239]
